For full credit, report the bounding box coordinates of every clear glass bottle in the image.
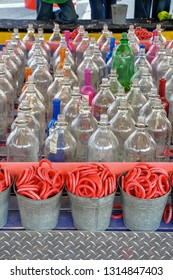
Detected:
[151,43,166,86]
[32,57,53,106]
[96,24,110,49]
[112,32,134,91]
[72,25,85,61]
[0,87,8,137]
[156,48,172,87]
[135,44,152,73]
[1,47,18,96]
[110,100,135,161]
[108,69,123,96]
[146,99,171,162]
[48,23,62,42]
[53,78,72,113]
[124,116,156,162]
[47,69,63,121]
[13,28,27,63]
[28,36,48,62]
[138,67,155,99]
[166,74,173,101]
[10,34,25,73]
[38,28,51,59]
[101,31,113,61]
[62,86,81,126]
[146,35,160,64]
[92,78,115,121]
[62,59,78,88]
[107,87,134,120]
[164,56,173,81]
[126,79,147,122]
[80,68,96,106]
[22,23,35,43]
[83,36,96,58]
[155,24,167,43]
[19,75,45,105]
[70,98,97,162]
[28,48,49,72]
[14,99,41,148]
[128,34,140,60]
[53,36,67,61]
[47,98,61,136]
[77,49,100,91]
[139,87,159,117]
[75,31,89,69]
[0,63,15,125]
[6,113,39,162]
[88,114,119,162]
[127,25,139,43]
[45,114,76,162]
[0,56,14,93]
[93,45,107,82]
[54,48,75,74]
[21,83,46,142]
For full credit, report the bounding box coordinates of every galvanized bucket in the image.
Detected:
[67,191,116,231]
[0,184,12,228]
[14,186,63,231]
[118,173,171,231]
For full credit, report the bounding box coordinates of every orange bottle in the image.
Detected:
[22,67,32,92]
[57,47,66,69]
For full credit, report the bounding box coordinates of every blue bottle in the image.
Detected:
[47,99,61,136]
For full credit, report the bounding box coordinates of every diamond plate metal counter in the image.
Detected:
[0,231,173,260]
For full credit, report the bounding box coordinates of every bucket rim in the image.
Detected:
[66,188,116,201]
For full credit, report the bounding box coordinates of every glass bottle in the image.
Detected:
[38,28,51,60]
[48,23,62,42]
[127,25,139,43]
[45,114,76,162]
[88,114,119,162]
[101,31,113,61]
[14,99,41,148]
[28,48,49,72]
[134,44,152,73]
[93,45,107,82]
[0,87,8,137]
[22,24,35,43]
[146,35,160,64]
[110,100,135,161]
[62,59,78,88]
[10,34,25,73]
[139,87,159,117]
[92,78,115,121]
[72,25,85,61]
[56,47,66,69]
[0,56,14,92]
[166,74,173,101]
[47,98,61,136]
[63,86,81,126]
[138,67,155,99]
[146,99,171,162]
[32,58,53,105]
[164,56,173,81]
[6,113,39,162]
[53,37,67,61]
[53,78,72,113]
[70,98,97,162]
[108,69,123,96]
[96,24,110,49]
[156,48,172,87]
[80,68,96,106]
[13,28,27,63]
[19,75,45,105]
[47,69,63,121]
[28,36,48,62]
[155,24,167,43]
[22,67,32,93]
[158,78,169,116]
[75,31,89,68]
[54,47,75,74]
[1,47,18,96]
[112,32,134,91]
[77,49,100,91]
[128,34,140,60]
[151,43,166,86]
[124,116,156,162]
[126,79,147,122]
[21,83,46,142]
[64,30,73,53]
[0,63,15,125]
[107,87,134,120]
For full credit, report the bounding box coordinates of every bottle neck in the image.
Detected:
[53,102,60,119]
[159,79,166,98]
[84,70,91,86]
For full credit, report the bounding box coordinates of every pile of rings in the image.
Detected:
[66,163,116,198]
[0,166,12,192]
[15,159,65,200]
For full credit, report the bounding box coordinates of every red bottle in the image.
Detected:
[158,78,169,116]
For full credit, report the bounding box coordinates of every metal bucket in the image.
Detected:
[0,184,12,228]
[118,173,171,231]
[111,4,128,24]
[67,191,116,231]
[14,186,63,231]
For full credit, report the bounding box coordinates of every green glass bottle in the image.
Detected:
[112,32,134,91]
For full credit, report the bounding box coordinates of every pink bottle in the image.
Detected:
[80,68,96,106]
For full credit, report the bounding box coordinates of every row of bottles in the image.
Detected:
[0,23,173,163]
